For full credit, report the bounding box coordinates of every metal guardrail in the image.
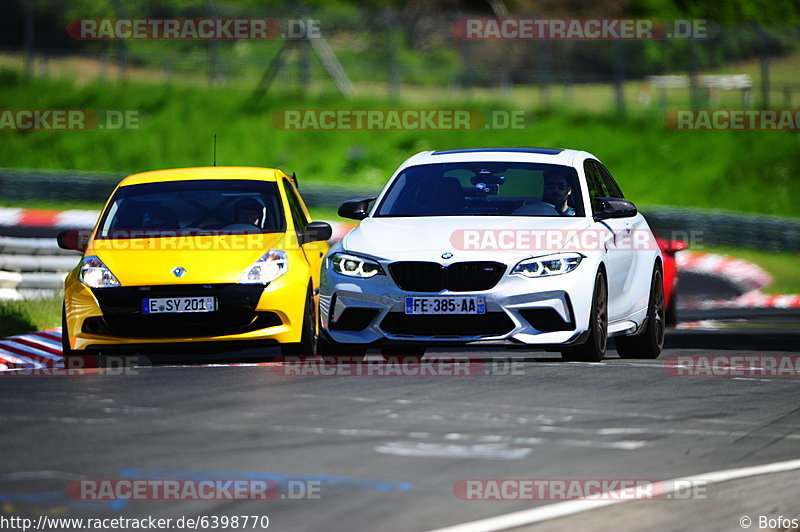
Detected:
[0,236,80,256]
[2,168,799,251]
[643,206,800,252]
[0,168,379,208]
[0,169,120,203]
[0,255,79,272]
[0,237,77,297]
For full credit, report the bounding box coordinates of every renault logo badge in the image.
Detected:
[441,252,453,259]
[172,267,186,278]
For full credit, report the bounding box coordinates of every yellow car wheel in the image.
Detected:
[62,306,99,369]
[280,286,317,358]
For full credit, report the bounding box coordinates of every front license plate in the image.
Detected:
[404,296,486,315]
[142,296,216,314]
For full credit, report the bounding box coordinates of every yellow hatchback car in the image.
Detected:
[58,166,331,367]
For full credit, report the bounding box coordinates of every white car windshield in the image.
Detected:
[375,162,584,217]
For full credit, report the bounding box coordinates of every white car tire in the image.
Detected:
[616,265,665,359]
[561,270,608,362]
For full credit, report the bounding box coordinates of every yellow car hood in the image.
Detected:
[88,233,288,286]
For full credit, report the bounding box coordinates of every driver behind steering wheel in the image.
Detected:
[542,170,576,216]
[232,197,264,228]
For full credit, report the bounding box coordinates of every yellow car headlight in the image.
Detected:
[240,249,288,284]
[80,255,121,288]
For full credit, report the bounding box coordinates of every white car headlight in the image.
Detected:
[511,253,583,278]
[330,252,385,278]
[80,255,121,288]
[240,249,288,284]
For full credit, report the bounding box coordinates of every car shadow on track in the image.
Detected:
[114,323,800,368]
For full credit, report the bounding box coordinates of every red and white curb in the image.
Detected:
[677,251,800,310]
[0,207,100,229]
[682,291,800,311]
[0,207,357,237]
[676,251,772,292]
[0,329,63,371]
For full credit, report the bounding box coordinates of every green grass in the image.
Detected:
[701,246,800,294]
[0,295,62,338]
[308,207,348,223]
[0,66,799,219]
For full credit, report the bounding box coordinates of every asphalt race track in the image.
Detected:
[2,275,800,532]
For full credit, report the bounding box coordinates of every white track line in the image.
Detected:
[427,457,800,532]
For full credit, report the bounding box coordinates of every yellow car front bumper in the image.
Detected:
[63,264,312,352]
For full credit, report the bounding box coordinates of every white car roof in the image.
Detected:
[397,148,595,170]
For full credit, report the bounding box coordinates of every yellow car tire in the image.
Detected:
[280,286,317,358]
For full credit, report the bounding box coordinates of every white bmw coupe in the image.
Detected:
[319,148,665,362]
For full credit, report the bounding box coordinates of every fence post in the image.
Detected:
[538,39,551,106]
[688,40,699,108]
[299,44,311,94]
[208,40,220,85]
[753,24,770,107]
[459,38,473,94]
[111,0,128,80]
[614,40,626,115]
[385,9,401,101]
[207,0,220,85]
[101,47,109,80]
[22,0,34,82]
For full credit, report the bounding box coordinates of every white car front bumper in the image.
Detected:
[320,257,599,346]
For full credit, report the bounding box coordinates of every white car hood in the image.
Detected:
[342,216,593,263]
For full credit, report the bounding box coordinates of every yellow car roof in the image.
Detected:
[119,166,287,187]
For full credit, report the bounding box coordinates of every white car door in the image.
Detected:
[584,160,635,321]
[598,163,653,317]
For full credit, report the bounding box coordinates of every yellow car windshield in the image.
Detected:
[96,179,286,239]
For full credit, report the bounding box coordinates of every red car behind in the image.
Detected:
[657,237,687,326]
